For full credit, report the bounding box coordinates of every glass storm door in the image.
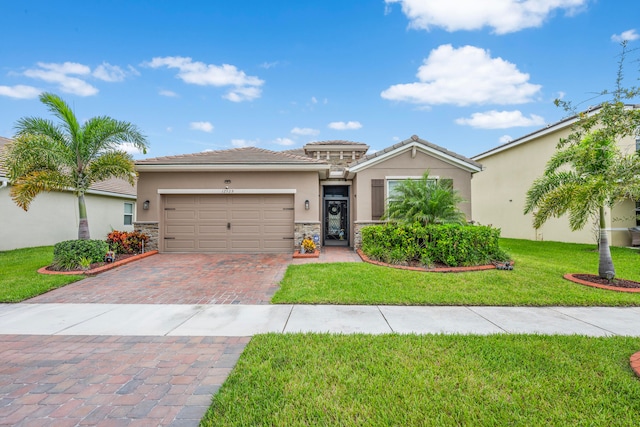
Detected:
[324,199,348,246]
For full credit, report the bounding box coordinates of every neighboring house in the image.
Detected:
[134,135,482,253]
[0,136,137,251]
[471,107,640,247]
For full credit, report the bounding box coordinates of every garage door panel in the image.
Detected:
[163,194,293,253]
[165,210,197,220]
[198,210,229,220]
[165,240,196,250]
[165,195,197,205]
[166,225,196,235]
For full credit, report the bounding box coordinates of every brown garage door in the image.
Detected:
[162,194,294,253]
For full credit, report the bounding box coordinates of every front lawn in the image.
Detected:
[0,246,83,302]
[272,239,640,306]
[202,334,640,426]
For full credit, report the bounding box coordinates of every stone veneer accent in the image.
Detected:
[353,220,385,248]
[295,222,322,249]
[134,221,159,252]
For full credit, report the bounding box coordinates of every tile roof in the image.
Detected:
[136,146,329,165]
[0,136,136,197]
[349,135,482,170]
[304,140,368,146]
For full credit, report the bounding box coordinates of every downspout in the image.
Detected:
[0,178,8,188]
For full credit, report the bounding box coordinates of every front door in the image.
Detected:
[324,199,348,246]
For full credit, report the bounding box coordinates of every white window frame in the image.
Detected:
[386,175,438,205]
[124,202,134,226]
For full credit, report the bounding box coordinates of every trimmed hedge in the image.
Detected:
[361,223,509,267]
[52,239,109,271]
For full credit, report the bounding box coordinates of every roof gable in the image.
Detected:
[348,135,482,174]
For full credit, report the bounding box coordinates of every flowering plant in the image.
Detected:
[302,236,316,253]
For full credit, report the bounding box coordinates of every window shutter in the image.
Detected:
[371,179,384,220]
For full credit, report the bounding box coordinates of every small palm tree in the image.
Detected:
[524,130,640,279]
[5,92,148,239]
[383,171,466,226]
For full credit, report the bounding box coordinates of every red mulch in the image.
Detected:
[572,274,640,289]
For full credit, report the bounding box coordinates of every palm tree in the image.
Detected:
[5,92,148,239]
[524,130,640,279]
[383,171,466,226]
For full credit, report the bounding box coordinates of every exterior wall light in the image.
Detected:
[305,200,310,210]
[143,200,150,210]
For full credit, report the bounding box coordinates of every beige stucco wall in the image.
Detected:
[1,187,135,251]
[136,170,320,224]
[353,149,474,222]
[472,128,636,246]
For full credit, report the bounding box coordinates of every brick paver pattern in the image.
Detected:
[0,335,250,426]
[1,247,361,426]
[27,253,291,305]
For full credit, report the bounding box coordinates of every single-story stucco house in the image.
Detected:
[134,135,482,253]
[0,136,137,251]
[471,105,640,247]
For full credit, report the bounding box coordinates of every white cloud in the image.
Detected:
[159,89,179,97]
[0,85,41,99]
[385,0,587,34]
[166,127,173,132]
[291,127,320,136]
[260,61,280,69]
[612,29,640,42]
[93,62,127,82]
[231,139,258,148]
[381,44,541,106]
[499,135,513,144]
[118,142,144,155]
[24,62,98,96]
[190,121,214,132]
[455,110,545,129]
[274,137,295,146]
[328,121,362,130]
[311,96,318,104]
[147,56,264,102]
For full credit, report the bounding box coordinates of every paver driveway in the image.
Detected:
[1,248,361,426]
[27,253,292,305]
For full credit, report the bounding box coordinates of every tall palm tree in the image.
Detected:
[383,171,466,226]
[524,130,640,279]
[5,92,148,239]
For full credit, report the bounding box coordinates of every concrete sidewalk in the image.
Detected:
[2,303,640,337]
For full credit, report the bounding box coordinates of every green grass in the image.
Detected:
[0,246,83,302]
[202,334,640,426]
[272,239,640,306]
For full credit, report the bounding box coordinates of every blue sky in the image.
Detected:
[1,0,639,159]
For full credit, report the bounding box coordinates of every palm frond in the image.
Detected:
[9,170,72,211]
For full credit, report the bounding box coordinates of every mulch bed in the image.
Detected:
[39,251,158,276]
[564,273,640,293]
[572,274,640,289]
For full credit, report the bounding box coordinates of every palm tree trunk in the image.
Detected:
[78,193,90,240]
[598,206,615,279]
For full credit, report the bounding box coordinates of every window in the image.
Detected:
[124,202,133,225]
[386,177,436,203]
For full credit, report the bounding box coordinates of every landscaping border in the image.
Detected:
[38,250,158,276]
[356,249,497,273]
[292,250,320,259]
[631,351,640,379]
[564,274,640,293]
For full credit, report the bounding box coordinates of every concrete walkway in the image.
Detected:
[2,303,640,337]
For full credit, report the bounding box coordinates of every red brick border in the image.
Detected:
[38,250,158,276]
[631,351,640,379]
[356,249,498,273]
[563,274,640,293]
[292,250,320,259]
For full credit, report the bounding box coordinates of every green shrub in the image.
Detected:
[52,239,109,271]
[361,223,509,267]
